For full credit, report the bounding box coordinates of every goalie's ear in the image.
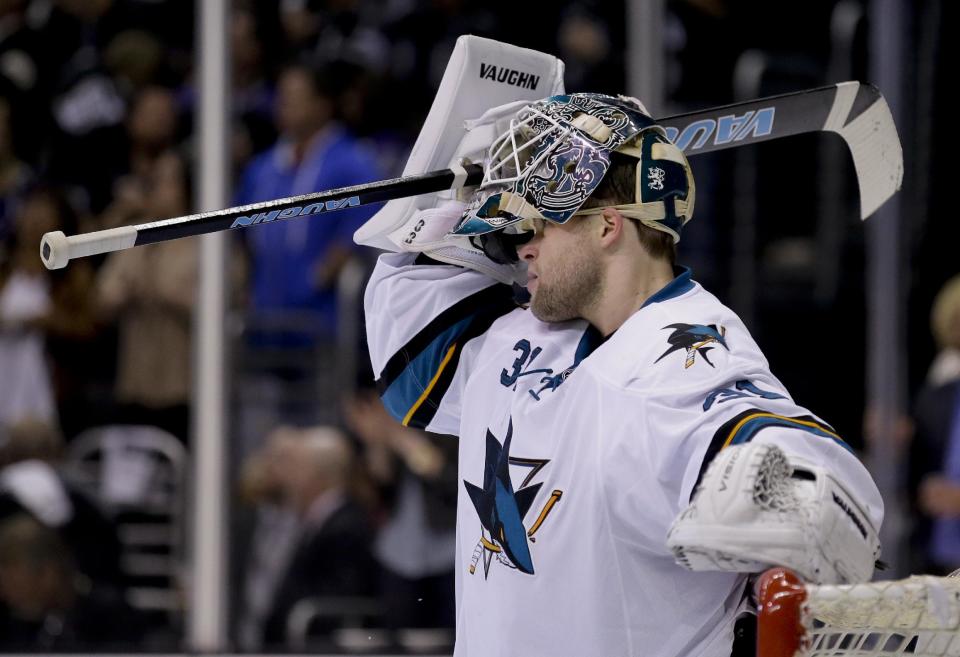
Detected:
[354,35,565,251]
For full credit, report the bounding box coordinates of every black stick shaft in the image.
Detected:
[658,83,875,155]
[138,164,485,246]
[42,82,895,269]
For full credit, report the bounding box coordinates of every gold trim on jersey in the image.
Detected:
[721,412,843,450]
[402,343,458,426]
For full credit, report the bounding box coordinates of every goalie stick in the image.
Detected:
[40,81,901,270]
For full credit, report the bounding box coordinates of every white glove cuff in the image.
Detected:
[426,242,526,287]
[388,200,469,252]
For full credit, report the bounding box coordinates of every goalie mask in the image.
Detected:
[449,92,696,263]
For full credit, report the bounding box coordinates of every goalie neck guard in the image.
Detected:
[450,92,695,244]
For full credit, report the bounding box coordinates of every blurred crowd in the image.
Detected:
[0,0,957,653]
[908,275,960,577]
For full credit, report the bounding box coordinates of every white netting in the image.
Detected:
[801,575,960,656]
[752,442,801,512]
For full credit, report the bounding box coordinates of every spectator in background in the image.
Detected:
[326,58,410,178]
[910,273,960,575]
[555,4,623,94]
[227,2,282,185]
[264,426,378,646]
[381,0,495,121]
[0,0,37,99]
[927,274,960,387]
[0,513,141,651]
[280,0,391,73]
[0,418,124,592]
[237,426,303,650]
[234,59,382,342]
[344,390,457,634]
[98,85,180,231]
[24,188,105,440]
[232,2,278,123]
[0,189,60,430]
[910,377,960,575]
[0,97,34,254]
[0,185,106,439]
[95,150,197,442]
[37,0,131,214]
[0,2,52,173]
[102,29,166,98]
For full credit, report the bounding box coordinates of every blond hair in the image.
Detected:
[581,153,677,265]
[932,274,960,349]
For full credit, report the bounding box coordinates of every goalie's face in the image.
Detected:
[518,217,603,323]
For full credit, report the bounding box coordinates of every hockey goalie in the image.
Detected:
[357,34,884,657]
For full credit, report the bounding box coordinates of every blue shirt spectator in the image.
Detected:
[234,62,382,340]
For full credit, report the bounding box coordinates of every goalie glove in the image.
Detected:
[666,442,880,585]
[354,35,565,252]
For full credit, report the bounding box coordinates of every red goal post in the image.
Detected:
[756,568,960,657]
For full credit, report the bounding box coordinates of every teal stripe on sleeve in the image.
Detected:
[381,316,472,422]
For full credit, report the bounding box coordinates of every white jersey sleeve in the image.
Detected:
[364,252,518,434]
[587,284,883,557]
[660,383,883,533]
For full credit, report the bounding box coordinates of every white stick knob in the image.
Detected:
[41,231,70,270]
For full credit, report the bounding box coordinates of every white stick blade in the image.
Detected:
[826,82,904,220]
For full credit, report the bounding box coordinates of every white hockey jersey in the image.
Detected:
[364,252,883,657]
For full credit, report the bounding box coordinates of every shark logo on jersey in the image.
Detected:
[655,323,729,369]
[703,379,785,411]
[463,419,562,579]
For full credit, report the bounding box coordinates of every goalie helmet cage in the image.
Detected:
[756,568,960,657]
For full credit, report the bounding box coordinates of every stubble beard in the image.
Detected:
[530,249,603,323]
